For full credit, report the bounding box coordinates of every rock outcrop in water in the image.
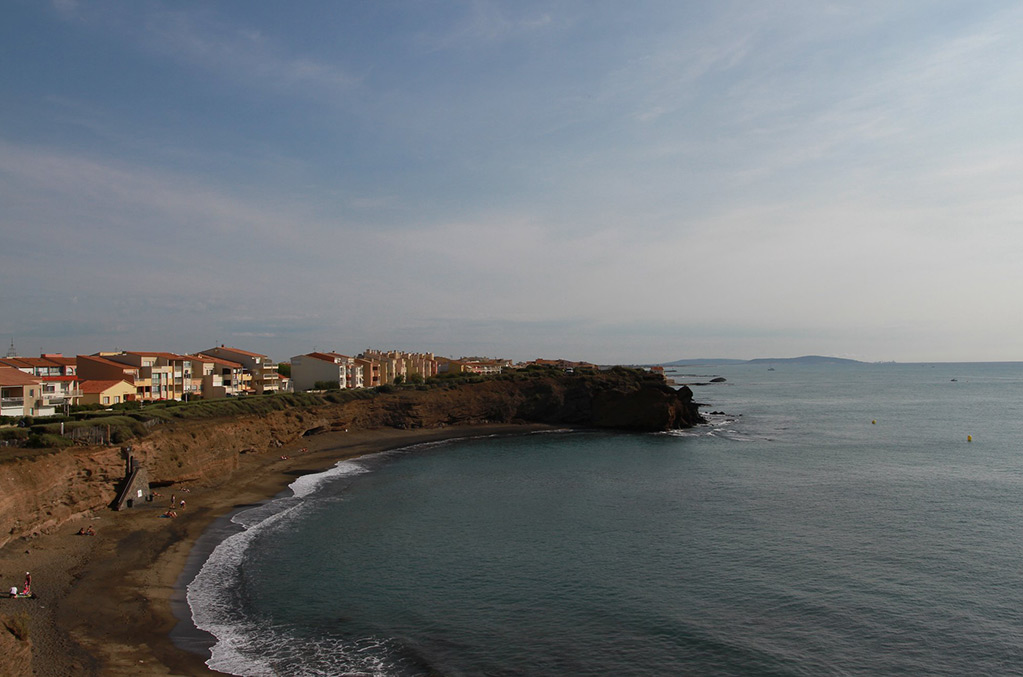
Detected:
[0,369,702,549]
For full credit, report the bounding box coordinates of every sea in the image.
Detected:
[179,362,1023,676]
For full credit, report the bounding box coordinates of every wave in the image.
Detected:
[661,414,769,443]
[182,430,576,676]
[187,458,380,676]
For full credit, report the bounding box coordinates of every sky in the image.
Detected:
[2,1,1021,364]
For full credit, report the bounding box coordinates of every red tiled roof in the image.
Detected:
[194,354,244,369]
[9,357,60,368]
[79,354,138,370]
[125,351,189,360]
[79,379,134,394]
[0,367,42,387]
[206,346,267,358]
[306,352,350,363]
[41,375,78,382]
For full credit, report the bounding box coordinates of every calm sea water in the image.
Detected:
[186,363,1023,675]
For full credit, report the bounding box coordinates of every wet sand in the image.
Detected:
[0,423,559,676]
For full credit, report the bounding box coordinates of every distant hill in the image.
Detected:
[662,358,748,366]
[662,355,865,366]
[747,355,865,365]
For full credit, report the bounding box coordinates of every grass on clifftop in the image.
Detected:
[2,366,659,450]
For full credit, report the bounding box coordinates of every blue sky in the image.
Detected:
[2,1,1021,363]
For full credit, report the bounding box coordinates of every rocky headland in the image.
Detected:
[1,368,700,549]
[0,368,701,676]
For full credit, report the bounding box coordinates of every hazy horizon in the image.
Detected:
[3,2,1021,364]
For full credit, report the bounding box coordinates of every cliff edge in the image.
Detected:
[0,369,702,549]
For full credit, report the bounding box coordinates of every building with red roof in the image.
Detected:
[199,346,280,395]
[0,367,47,417]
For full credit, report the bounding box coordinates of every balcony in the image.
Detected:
[1,398,25,416]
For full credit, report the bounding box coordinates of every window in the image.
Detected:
[103,396,110,404]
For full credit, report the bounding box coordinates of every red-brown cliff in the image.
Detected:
[0,369,702,549]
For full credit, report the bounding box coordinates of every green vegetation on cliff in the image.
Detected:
[3,368,702,451]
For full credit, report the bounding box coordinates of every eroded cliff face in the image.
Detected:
[0,371,702,549]
[0,615,32,677]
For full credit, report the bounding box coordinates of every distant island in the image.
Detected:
[664,355,866,366]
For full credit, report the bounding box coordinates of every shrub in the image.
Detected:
[25,433,74,449]
[0,428,28,442]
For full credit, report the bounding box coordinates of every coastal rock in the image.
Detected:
[0,369,703,549]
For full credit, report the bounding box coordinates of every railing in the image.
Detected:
[1,398,24,407]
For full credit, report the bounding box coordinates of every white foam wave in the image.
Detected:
[662,414,762,442]
[187,458,372,676]
[291,459,368,498]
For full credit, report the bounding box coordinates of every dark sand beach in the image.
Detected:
[0,423,558,676]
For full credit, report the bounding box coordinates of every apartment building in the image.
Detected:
[76,354,141,401]
[435,357,509,376]
[79,380,136,406]
[121,352,192,400]
[291,352,356,391]
[359,349,438,383]
[78,352,181,402]
[353,357,379,388]
[461,358,510,375]
[0,367,47,417]
[199,346,279,394]
[0,353,82,408]
[186,354,243,399]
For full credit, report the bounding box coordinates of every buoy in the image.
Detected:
[967,435,972,442]
[872,419,876,425]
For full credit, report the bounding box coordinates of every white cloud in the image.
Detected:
[415,0,557,51]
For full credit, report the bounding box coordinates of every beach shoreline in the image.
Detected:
[0,422,563,676]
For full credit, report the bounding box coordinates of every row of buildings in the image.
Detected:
[0,344,515,418]
[289,350,510,391]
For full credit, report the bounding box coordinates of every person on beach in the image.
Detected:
[23,572,31,595]
[9,586,16,597]
[180,499,186,510]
